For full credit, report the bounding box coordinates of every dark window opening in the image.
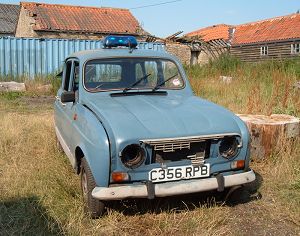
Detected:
[64,61,72,91]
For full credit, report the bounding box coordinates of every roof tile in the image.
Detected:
[21,2,141,35]
[186,24,231,42]
[233,13,300,44]
[186,13,300,45]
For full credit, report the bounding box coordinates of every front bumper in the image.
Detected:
[92,170,256,200]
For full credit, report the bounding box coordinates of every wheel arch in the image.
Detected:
[75,146,84,174]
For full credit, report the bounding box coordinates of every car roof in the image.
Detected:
[68,48,177,62]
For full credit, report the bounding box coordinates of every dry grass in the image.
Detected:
[0,57,299,235]
[0,111,233,235]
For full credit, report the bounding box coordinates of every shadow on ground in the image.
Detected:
[107,171,263,216]
[0,196,62,235]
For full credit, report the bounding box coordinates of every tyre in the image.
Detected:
[80,157,105,218]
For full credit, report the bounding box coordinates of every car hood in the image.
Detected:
[84,94,242,146]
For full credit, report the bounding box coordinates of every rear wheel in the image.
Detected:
[81,157,105,218]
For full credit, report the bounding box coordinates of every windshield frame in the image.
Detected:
[82,56,186,93]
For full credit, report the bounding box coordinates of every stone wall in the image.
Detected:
[15,7,36,38]
[165,43,191,65]
[197,51,212,65]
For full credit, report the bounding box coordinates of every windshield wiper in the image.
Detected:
[123,73,151,92]
[152,73,178,91]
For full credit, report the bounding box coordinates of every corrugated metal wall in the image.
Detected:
[0,37,165,78]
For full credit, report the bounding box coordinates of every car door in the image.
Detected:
[54,59,77,167]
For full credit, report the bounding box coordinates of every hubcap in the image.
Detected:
[81,170,88,203]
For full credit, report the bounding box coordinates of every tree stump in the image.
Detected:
[0,81,26,92]
[237,114,300,159]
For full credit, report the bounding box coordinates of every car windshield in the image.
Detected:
[84,58,184,92]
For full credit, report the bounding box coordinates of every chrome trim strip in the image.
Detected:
[140,133,242,146]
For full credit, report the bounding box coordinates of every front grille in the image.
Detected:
[152,141,210,164]
[140,133,241,164]
[154,141,191,152]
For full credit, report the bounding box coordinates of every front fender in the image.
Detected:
[73,104,110,187]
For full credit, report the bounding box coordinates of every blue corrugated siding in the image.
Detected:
[0,37,165,78]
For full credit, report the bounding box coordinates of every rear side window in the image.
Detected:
[63,61,72,91]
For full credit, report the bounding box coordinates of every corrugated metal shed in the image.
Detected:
[0,4,20,34]
[0,37,165,78]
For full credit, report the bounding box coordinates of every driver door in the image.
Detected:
[54,59,78,166]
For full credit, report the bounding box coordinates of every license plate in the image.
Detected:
[149,164,210,183]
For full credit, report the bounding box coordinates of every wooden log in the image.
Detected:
[237,114,300,159]
[0,82,26,92]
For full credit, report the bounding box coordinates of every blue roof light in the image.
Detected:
[103,35,138,49]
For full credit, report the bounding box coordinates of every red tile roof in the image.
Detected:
[233,13,300,45]
[21,2,142,35]
[186,24,231,42]
[186,13,300,45]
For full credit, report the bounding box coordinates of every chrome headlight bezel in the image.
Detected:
[120,144,145,169]
[219,136,240,159]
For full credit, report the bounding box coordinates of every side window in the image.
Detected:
[260,46,268,56]
[72,61,79,91]
[291,43,300,54]
[63,61,72,91]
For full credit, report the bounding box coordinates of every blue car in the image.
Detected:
[54,36,255,217]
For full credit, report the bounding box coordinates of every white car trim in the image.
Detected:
[55,126,76,168]
[92,170,256,200]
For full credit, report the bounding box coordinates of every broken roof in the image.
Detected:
[21,2,143,35]
[186,24,231,42]
[186,13,300,45]
[0,3,20,34]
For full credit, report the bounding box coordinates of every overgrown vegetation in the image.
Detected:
[187,54,300,117]
[0,57,299,235]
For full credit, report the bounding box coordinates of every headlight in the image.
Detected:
[121,144,145,168]
[219,137,239,159]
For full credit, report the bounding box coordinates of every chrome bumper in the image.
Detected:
[92,170,256,200]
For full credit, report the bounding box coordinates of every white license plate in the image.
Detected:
[149,164,210,183]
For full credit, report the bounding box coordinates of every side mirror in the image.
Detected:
[61,91,75,103]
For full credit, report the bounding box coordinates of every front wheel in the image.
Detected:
[81,157,105,218]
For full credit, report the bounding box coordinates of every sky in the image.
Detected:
[3,0,300,37]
